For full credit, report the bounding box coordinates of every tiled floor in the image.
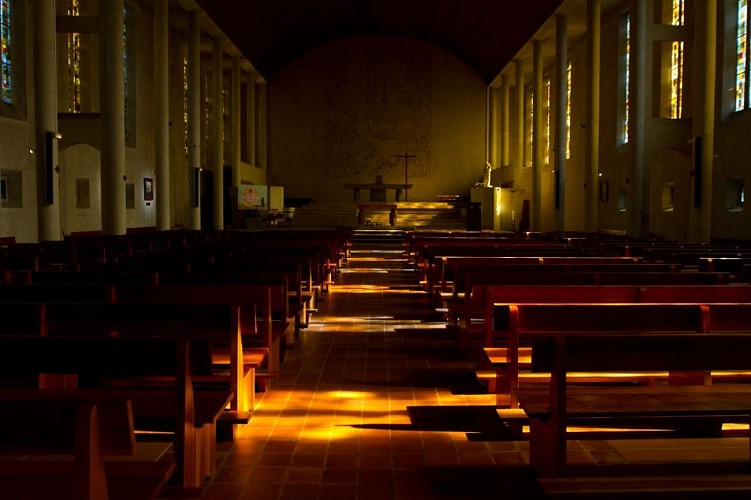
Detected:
[199,233,750,500]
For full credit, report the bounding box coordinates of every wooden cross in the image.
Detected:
[396,153,417,201]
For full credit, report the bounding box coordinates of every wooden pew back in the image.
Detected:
[0,392,176,500]
[522,333,751,478]
[0,334,227,490]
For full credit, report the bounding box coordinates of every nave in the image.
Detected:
[199,230,750,500]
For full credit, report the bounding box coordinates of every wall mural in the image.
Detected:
[323,43,432,179]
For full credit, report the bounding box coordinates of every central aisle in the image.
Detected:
[200,230,536,499]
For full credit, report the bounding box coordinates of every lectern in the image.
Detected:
[470,186,502,232]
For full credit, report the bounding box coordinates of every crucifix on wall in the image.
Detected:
[396,153,417,201]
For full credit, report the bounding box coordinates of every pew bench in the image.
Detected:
[9,270,157,285]
[478,300,751,408]
[156,271,297,359]
[0,283,114,302]
[480,346,669,405]
[0,391,176,500]
[442,262,681,323]
[474,284,751,332]
[0,281,287,399]
[115,283,281,392]
[538,475,751,498]
[0,335,231,492]
[42,302,258,417]
[520,334,751,484]
[480,302,751,407]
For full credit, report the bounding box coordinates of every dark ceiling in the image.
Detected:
[195,0,564,83]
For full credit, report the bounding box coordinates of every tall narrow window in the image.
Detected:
[737,0,748,111]
[68,1,81,112]
[0,0,11,104]
[66,0,81,112]
[204,72,213,165]
[223,84,229,158]
[566,60,572,160]
[669,0,684,119]
[544,75,551,165]
[183,55,189,159]
[524,87,533,168]
[123,4,136,145]
[123,5,129,134]
[622,14,631,144]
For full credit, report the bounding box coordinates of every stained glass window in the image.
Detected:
[67,0,81,112]
[669,0,684,119]
[623,14,631,144]
[566,61,572,160]
[525,87,533,168]
[184,56,189,158]
[123,5,129,134]
[1,0,12,104]
[737,0,748,111]
[544,76,551,165]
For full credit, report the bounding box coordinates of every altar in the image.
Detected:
[343,178,412,202]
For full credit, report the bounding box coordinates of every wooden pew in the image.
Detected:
[0,390,175,500]
[520,333,751,487]
[442,261,680,317]
[92,249,314,340]
[5,269,296,358]
[483,302,751,407]
[475,283,751,329]
[114,283,279,409]
[0,303,45,335]
[432,255,646,300]
[42,303,253,418]
[157,271,296,353]
[416,245,584,287]
[0,335,229,492]
[700,256,751,281]
[482,303,708,407]
[0,283,114,302]
[208,253,314,335]
[409,238,574,271]
[9,270,156,285]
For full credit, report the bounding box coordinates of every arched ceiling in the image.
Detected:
[194,0,565,83]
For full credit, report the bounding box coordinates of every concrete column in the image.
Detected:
[101,0,126,235]
[246,76,257,167]
[488,86,500,169]
[258,83,267,169]
[154,0,170,230]
[212,37,224,230]
[485,86,498,167]
[554,14,568,231]
[514,59,525,180]
[33,0,61,241]
[586,0,601,232]
[500,74,511,170]
[631,0,648,236]
[187,10,201,229]
[691,0,716,243]
[231,58,242,188]
[532,40,544,230]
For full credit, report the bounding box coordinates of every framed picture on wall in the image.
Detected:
[143,178,154,201]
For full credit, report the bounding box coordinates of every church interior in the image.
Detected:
[4,0,751,498]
